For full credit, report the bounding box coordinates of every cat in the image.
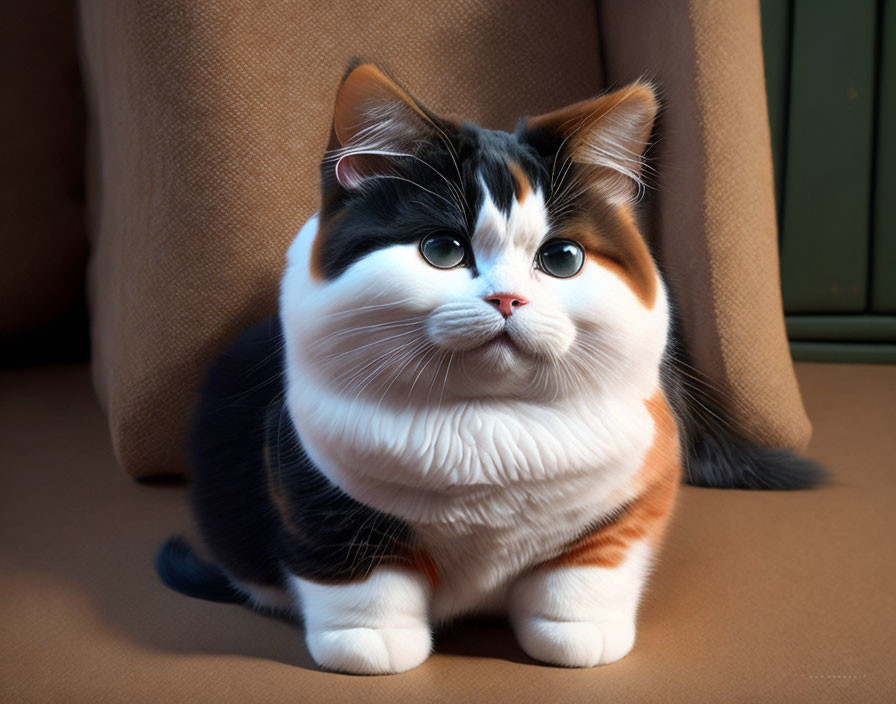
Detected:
[157,64,823,674]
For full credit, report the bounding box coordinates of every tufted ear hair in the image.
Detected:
[524,82,659,203]
[327,64,439,189]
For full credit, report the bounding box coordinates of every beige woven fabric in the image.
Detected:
[598,0,811,450]
[80,0,810,478]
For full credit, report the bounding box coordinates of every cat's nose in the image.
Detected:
[485,293,529,318]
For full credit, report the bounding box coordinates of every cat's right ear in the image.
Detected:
[327,64,438,190]
[521,82,659,204]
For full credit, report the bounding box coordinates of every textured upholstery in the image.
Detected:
[598,0,810,449]
[79,0,810,478]
[1,362,892,702]
[79,0,606,476]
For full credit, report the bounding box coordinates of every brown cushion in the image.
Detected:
[1,362,892,701]
[0,1,86,340]
[598,0,810,450]
[78,0,606,477]
[80,0,809,478]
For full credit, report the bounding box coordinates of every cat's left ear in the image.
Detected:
[328,64,440,189]
[523,82,658,203]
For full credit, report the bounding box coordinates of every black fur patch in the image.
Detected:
[179,316,423,596]
[314,121,553,280]
[264,402,420,582]
[155,536,249,604]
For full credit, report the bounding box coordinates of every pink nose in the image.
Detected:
[485,293,529,318]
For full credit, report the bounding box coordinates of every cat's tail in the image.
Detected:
[680,411,826,490]
[155,536,249,604]
[664,359,826,490]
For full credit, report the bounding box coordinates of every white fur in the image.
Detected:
[509,541,652,667]
[277,180,670,672]
[289,568,432,674]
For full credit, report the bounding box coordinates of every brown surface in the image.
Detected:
[1,362,893,702]
[0,1,87,339]
[80,0,810,479]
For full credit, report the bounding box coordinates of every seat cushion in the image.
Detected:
[597,0,810,451]
[78,0,606,477]
[79,0,810,478]
[1,362,892,702]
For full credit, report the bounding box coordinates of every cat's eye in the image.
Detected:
[536,239,585,278]
[420,232,468,269]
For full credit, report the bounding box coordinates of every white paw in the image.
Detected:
[290,567,433,675]
[513,616,635,668]
[305,624,432,675]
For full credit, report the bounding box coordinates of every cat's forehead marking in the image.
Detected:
[506,160,531,203]
[472,171,548,262]
[471,180,506,260]
[464,125,542,215]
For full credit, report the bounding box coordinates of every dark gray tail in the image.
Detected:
[664,352,826,491]
[155,537,249,604]
[679,409,826,489]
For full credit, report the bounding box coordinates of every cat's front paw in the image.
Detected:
[305,624,432,675]
[513,616,635,668]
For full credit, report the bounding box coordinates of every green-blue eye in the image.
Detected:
[420,233,467,269]
[537,239,585,278]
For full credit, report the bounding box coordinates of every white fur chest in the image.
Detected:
[286,378,657,620]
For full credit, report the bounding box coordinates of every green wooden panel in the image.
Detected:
[780,0,876,312]
[786,315,896,340]
[873,0,896,311]
[790,341,896,362]
[760,0,792,215]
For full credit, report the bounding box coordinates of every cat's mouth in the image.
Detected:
[470,330,525,356]
[489,332,516,348]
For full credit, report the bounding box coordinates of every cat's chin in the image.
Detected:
[465,333,525,367]
[443,335,542,398]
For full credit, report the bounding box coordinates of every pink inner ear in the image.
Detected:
[335,155,367,190]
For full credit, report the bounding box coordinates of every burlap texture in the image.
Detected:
[80,0,809,478]
[1,1,86,340]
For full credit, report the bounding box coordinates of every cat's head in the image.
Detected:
[281,64,669,405]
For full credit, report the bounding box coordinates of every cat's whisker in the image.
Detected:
[316,328,425,364]
[314,297,418,321]
[372,338,435,412]
[353,338,431,401]
[365,173,464,217]
[332,343,413,392]
[406,344,445,401]
[437,352,455,407]
[342,335,428,400]
[309,317,427,351]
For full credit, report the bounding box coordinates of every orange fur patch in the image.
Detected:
[540,389,680,569]
[525,83,657,151]
[332,64,435,146]
[400,547,440,591]
[506,160,531,202]
[556,202,657,308]
[309,209,344,281]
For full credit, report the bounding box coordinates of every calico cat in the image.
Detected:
[157,64,823,674]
